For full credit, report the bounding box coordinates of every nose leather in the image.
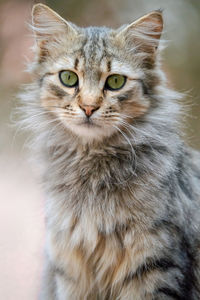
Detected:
[79,104,100,117]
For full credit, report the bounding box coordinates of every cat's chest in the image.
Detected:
[46,147,159,293]
[47,211,157,293]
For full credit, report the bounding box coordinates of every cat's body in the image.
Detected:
[40,136,200,300]
[20,4,200,299]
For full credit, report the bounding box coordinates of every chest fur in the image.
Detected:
[44,144,168,296]
[47,211,164,296]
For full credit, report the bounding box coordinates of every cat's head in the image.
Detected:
[31,4,163,141]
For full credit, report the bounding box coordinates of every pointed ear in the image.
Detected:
[116,11,163,67]
[31,4,78,62]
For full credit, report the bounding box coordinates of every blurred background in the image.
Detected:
[0,0,199,299]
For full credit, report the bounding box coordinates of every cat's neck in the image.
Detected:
[42,119,182,233]
[42,119,180,197]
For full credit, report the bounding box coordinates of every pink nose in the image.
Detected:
[79,104,100,117]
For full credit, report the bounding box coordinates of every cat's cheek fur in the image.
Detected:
[122,99,150,120]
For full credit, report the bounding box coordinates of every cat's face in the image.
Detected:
[32,4,163,141]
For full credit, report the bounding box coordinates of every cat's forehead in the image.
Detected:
[59,26,115,79]
[49,25,135,79]
[51,25,135,81]
[81,26,112,65]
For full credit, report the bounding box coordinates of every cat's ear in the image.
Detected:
[116,11,163,67]
[32,4,78,40]
[31,4,78,61]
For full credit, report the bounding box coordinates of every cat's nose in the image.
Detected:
[79,104,100,117]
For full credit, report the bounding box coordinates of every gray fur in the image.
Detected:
[18,4,200,299]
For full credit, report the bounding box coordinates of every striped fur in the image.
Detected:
[19,4,200,299]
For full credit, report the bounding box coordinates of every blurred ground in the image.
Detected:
[0,0,200,299]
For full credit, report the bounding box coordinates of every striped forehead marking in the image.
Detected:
[82,28,109,68]
[74,58,79,70]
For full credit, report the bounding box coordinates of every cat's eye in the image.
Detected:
[59,70,78,87]
[105,74,126,91]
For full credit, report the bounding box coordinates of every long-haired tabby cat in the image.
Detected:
[20,3,200,299]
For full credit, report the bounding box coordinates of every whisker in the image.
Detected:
[112,124,137,175]
[120,113,134,119]
[12,109,54,148]
[118,119,157,154]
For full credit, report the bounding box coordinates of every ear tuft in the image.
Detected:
[132,11,163,40]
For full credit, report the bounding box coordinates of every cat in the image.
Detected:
[19,3,200,299]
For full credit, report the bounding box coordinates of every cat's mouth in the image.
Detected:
[79,118,101,128]
[66,116,115,140]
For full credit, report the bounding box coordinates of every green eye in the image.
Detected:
[59,70,78,87]
[105,74,126,91]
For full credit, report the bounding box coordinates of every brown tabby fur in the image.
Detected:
[18,4,200,300]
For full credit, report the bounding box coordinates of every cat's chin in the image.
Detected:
[66,122,115,141]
